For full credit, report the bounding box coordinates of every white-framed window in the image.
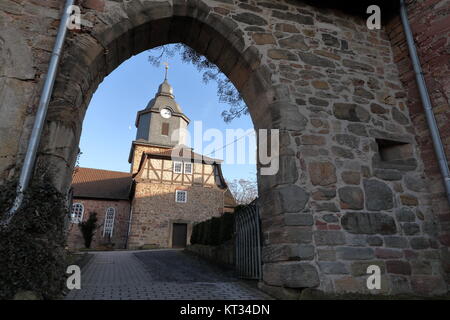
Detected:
[184,162,192,174]
[173,161,183,173]
[103,207,115,238]
[70,203,84,224]
[175,190,187,203]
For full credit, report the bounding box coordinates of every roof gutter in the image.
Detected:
[3,0,75,225]
[399,0,450,205]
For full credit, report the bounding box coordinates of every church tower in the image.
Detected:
[129,64,190,173]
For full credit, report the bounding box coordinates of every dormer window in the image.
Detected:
[184,162,192,174]
[173,161,192,174]
[173,161,183,173]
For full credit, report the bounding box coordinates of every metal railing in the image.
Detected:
[234,200,262,279]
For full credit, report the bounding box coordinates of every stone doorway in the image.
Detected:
[172,223,188,248]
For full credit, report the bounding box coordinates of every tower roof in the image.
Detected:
[143,77,184,114]
[156,79,174,98]
[143,64,183,113]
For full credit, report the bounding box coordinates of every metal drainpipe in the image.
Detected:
[3,0,75,224]
[399,0,450,205]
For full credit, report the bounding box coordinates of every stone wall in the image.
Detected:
[129,182,224,248]
[0,0,448,296]
[67,198,131,249]
[130,143,169,174]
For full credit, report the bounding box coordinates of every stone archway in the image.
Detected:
[41,9,283,190]
[1,0,448,297]
[39,0,309,297]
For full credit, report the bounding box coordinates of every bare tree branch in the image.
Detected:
[227,178,258,205]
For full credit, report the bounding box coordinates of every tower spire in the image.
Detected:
[163,61,169,80]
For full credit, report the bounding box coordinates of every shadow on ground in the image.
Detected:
[134,249,237,283]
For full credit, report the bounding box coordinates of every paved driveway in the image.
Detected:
[65,249,270,300]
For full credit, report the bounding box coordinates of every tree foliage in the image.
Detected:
[148,44,248,123]
[190,212,235,246]
[79,212,98,249]
[0,172,68,300]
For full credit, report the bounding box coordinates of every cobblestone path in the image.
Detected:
[65,249,270,300]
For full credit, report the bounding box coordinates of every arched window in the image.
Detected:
[71,203,84,224]
[103,207,116,238]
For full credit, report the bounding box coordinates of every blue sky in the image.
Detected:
[78,45,257,182]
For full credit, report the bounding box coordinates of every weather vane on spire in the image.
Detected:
[163,62,169,80]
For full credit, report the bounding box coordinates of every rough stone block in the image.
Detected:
[410,260,432,275]
[400,194,419,206]
[322,214,339,223]
[308,161,337,186]
[267,226,312,244]
[317,248,336,261]
[389,275,411,294]
[278,35,307,50]
[347,234,367,246]
[351,260,385,276]
[284,213,313,226]
[384,236,408,248]
[395,207,416,222]
[232,12,268,26]
[298,52,335,68]
[296,245,315,260]
[341,212,397,235]
[386,260,411,275]
[341,171,361,185]
[375,248,404,259]
[318,262,349,274]
[363,179,394,210]
[263,262,319,288]
[337,247,375,260]
[335,134,360,149]
[314,230,346,246]
[402,223,420,235]
[366,235,383,246]
[261,184,308,215]
[410,237,430,250]
[334,276,363,293]
[374,169,402,181]
[338,186,364,210]
[312,188,336,200]
[411,275,447,295]
[333,103,370,122]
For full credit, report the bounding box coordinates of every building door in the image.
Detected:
[172,223,188,248]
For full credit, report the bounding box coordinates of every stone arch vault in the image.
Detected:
[0,0,449,297]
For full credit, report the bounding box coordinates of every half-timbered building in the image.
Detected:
[67,74,236,250]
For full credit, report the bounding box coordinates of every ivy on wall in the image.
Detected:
[0,174,68,300]
[190,212,235,246]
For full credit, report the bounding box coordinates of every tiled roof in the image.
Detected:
[145,147,221,163]
[72,167,132,200]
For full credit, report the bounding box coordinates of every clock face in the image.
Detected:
[160,108,172,119]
